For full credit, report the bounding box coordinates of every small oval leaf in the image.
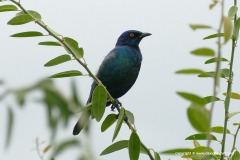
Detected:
[223,16,233,44]
[203,33,225,40]
[203,96,221,104]
[64,37,84,58]
[177,92,206,105]
[44,55,71,67]
[7,14,33,25]
[189,24,212,30]
[187,103,210,132]
[0,5,18,12]
[100,140,128,156]
[228,6,238,18]
[101,114,117,132]
[92,85,107,122]
[205,57,229,64]
[233,17,240,40]
[125,110,135,124]
[11,31,44,37]
[17,10,42,20]
[210,126,231,134]
[129,132,141,160]
[48,70,82,78]
[39,41,62,46]
[191,48,215,56]
[175,69,204,75]
[223,92,240,99]
[185,133,217,141]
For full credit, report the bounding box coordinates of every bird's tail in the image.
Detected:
[72,96,92,135]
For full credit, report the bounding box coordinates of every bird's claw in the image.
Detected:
[111,99,122,111]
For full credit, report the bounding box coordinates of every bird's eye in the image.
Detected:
[129,33,135,38]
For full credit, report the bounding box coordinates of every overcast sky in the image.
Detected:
[1,0,240,160]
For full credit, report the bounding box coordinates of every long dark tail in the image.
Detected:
[72,84,95,135]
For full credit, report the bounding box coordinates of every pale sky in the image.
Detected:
[1,0,240,160]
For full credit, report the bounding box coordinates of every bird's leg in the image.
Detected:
[111,99,122,111]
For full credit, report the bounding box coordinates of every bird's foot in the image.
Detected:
[111,99,122,111]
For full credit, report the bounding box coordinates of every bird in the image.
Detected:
[73,30,151,135]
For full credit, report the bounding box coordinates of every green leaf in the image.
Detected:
[189,24,212,30]
[198,71,224,78]
[48,70,82,78]
[233,123,240,126]
[233,17,240,40]
[185,133,217,141]
[177,92,206,106]
[129,132,141,160]
[125,110,135,124]
[223,16,233,44]
[203,96,221,104]
[52,139,80,157]
[44,55,71,67]
[64,37,84,58]
[232,151,240,160]
[100,140,128,156]
[210,126,231,134]
[209,1,218,10]
[187,103,210,132]
[203,33,225,40]
[0,5,18,12]
[7,14,33,25]
[101,114,117,132]
[205,57,229,64]
[228,6,238,18]
[191,48,215,56]
[223,92,240,99]
[17,10,42,20]
[175,69,204,74]
[5,107,14,148]
[11,31,44,37]
[198,69,231,78]
[39,41,62,46]
[228,112,240,119]
[161,148,193,154]
[92,85,107,122]
[154,152,161,160]
[112,107,125,141]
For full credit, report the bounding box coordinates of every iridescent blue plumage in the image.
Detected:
[73,30,151,135]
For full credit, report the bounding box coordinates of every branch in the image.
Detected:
[229,124,240,158]
[207,0,224,149]
[220,0,237,159]
[8,1,154,159]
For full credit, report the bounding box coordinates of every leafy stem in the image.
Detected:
[207,0,224,149]
[8,0,154,159]
[229,124,240,158]
[220,0,237,159]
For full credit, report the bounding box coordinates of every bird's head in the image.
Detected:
[116,30,151,47]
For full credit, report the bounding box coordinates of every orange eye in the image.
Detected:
[129,33,135,37]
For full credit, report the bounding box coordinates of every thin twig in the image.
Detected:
[229,124,240,158]
[220,0,237,159]
[9,1,155,159]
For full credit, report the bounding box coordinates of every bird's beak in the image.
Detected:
[139,32,152,38]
